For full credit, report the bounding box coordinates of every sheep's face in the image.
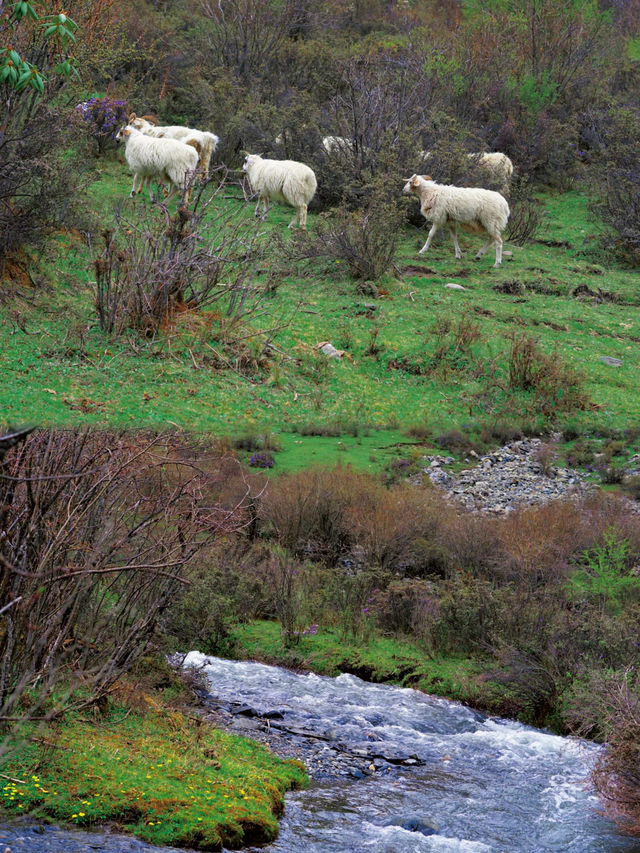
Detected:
[242,154,261,173]
[115,126,132,143]
[129,117,152,131]
[403,175,422,195]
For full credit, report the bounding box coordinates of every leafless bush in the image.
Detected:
[506,178,544,245]
[592,678,640,836]
[93,170,269,337]
[506,332,590,416]
[0,429,253,729]
[283,176,405,283]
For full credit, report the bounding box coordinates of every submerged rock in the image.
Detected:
[383,814,438,836]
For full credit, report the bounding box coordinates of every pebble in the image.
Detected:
[0,823,196,853]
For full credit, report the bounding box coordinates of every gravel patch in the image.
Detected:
[419,438,593,514]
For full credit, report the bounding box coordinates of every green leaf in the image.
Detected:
[9,50,21,65]
[43,24,58,37]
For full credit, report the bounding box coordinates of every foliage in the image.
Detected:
[75,96,128,154]
[0,429,252,730]
[567,528,640,616]
[0,1,84,260]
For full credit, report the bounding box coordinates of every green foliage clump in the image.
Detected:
[0,697,306,849]
[567,528,640,616]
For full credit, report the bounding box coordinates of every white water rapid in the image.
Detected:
[184,652,640,853]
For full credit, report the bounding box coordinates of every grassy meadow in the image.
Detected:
[3,156,640,473]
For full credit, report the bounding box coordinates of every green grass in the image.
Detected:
[231,620,513,715]
[3,159,640,472]
[0,698,306,850]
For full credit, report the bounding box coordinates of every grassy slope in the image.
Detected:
[1,689,306,850]
[3,159,640,473]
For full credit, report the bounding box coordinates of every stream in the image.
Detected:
[184,652,640,853]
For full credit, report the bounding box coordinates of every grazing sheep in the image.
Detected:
[418,150,514,195]
[275,132,354,156]
[321,135,353,154]
[242,153,317,229]
[403,174,510,266]
[115,125,199,203]
[128,113,219,178]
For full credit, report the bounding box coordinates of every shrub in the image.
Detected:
[567,528,640,616]
[592,107,640,266]
[93,173,270,338]
[0,429,248,726]
[75,96,128,155]
[506,332,590,417]
[592,679,640,837]
[283,173,405,283]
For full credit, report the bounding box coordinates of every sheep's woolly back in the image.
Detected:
[128,116,219,174]
[322,135,352,154]
[243,155,317,208]
[118,126,198,189]
[468,152,514,184]
[404,175,509,233]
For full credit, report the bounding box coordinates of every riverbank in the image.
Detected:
[227,621,523,723]
[0,663,306,851]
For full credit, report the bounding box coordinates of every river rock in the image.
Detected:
[383,814,438,836]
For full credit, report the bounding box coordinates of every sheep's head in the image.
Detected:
[403,174,421,195]
[242,153,262,172]
[129,116,152,131]
[403,174,433,195]
[115,126,133,143]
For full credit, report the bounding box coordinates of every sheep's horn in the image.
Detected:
[128,112,137,121]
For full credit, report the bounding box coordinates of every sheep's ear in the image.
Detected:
[128,112,136,122]
[256,152,263,157]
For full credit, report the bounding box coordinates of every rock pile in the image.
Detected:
[421,439,592,514]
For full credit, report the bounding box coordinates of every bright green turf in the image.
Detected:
[3,156,640,472]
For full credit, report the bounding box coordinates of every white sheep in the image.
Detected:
[115,125,199,203]
[321,135,353,154]
[418,150,514,195]
[242,153,317,229]
[275,132,354,156]
[128,113,219,178]
[403,174,510,266]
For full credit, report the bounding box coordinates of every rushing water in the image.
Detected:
[184,652,640,853]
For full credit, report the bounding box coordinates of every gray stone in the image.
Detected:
[599,356,623,367]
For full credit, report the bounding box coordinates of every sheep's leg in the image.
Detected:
[448,225,462,259]
[290,204,307,229]
[130,173,139,198]
[418,223,439,255]
[493,233,503,266]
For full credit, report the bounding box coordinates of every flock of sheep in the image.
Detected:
[115,114,514,267]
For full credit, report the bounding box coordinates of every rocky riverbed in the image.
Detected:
[419,437,593,513]
[197,692,422,782]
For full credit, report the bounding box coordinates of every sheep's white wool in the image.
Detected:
[321,135,352,154]
[242,153,317,229]
[115,125,199,202]
[418,151,514,195]
[403,174,510,266]
[128,114,219,178]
